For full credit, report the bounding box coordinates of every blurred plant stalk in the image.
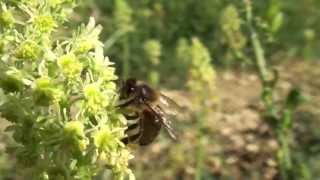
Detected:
[143,39,161,86]
[244,0,307,179]
[113,0,134,79]
[185,38,217,180]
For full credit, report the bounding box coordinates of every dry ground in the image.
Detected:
[0,60,319,180]
[130,60,320,180]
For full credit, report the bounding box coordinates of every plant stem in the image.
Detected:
[104,29,127,51]
[195,111,205,180]
[243,1,295,179]
[244,0,277,118]
[122,35,130,79]
[278,108,294,180]
[244,0,269,83]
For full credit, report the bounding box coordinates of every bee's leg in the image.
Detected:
[116,97,135,108]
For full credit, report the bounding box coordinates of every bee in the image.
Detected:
[117,78,179,146]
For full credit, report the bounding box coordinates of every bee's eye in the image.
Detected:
[139,98,145,103]
[126,87,135,96]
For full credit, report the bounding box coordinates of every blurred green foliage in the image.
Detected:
[78,0,320,84]
[0,0,319,179]
[79,1,320,179]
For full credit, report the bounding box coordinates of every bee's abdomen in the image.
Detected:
[138,110,162,145]
[122,110,162,146]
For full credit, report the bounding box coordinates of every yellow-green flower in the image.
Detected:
[114,149,134,171]
[114,0,134,32]
[144,39,161,65]
[187,38,217,104]
[220,5,246,51]
[15,40,41,61]
[93,126,123,151]
[34,15,57,33]
[102,81,117,92]
[64,121,85,139]
[75,40,94,54]
[63,121,88,152]
[95,64,118,81]
[304,29,315,41]
[111,149,135,180]
[0,7,14,27]
[84,83,109,112]
[33,77,63,106]
[57,53,83,79]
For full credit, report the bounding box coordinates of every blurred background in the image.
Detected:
[1,0,320,179]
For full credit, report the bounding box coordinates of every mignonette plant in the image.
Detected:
[220,4,247,64]
[176,37,217,180]
[0,0,134,179]
[175,37,217,99]
[243,0,305,179]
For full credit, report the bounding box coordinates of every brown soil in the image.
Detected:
[131,60,320,180]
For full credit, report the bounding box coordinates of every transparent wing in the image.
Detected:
[146,103,178,140]
[158,93,182,116]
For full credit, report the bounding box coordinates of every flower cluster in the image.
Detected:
[187,38,217,104]
[143,39,162,86]
[220,5,247,60]
[176,37,217,106]
[0,0,134,179]
[114,0,134,33]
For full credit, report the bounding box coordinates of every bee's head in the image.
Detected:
[120,78,137,99]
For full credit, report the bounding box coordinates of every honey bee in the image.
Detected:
[117,78,179,146]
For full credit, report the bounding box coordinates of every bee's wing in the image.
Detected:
[146,103,178,140]
[160,116,178,140]
[158,93,182,116]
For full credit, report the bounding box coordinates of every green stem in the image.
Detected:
[195,111,205,180]
[277,109,293,180]
[103,30,127,51]
[244,0,269,83]
[244,1,294,179]
[122,35,130,79]
[244,0,276,118]
[278,133,291,180]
